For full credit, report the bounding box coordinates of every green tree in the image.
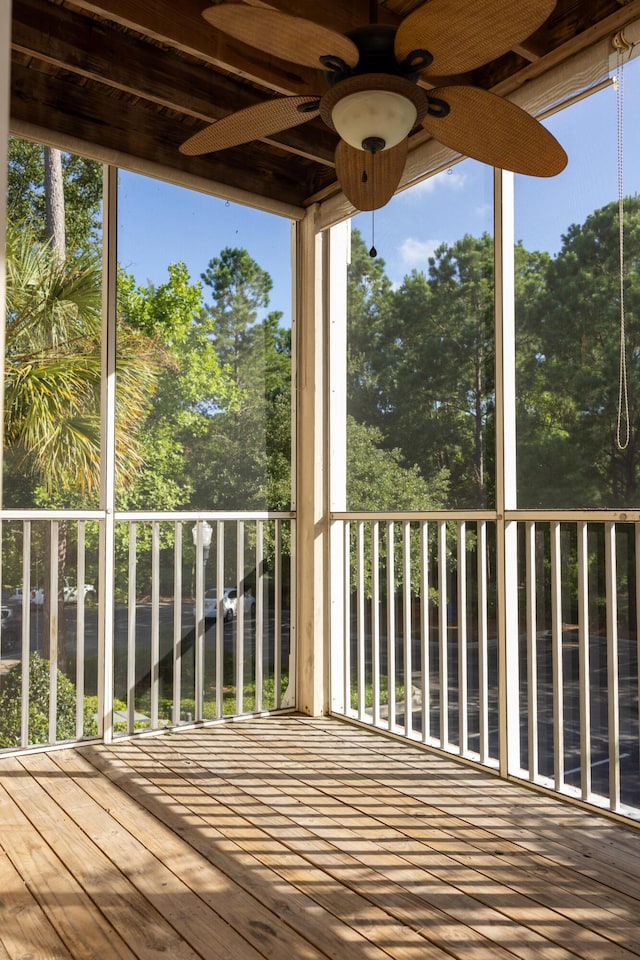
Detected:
[347,228,394,428]
[8,137,102,256]
[516,198,640,507]
[117,262,238,512]
[347,416,449,511]
[4,223,159,506]
[189,249,292,510]
[348,231,495,509]
[201,246,273,388]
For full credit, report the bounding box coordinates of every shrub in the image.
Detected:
[0,652,90,747]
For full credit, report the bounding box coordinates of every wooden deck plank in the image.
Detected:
[51,748,336,960]
[17,752,270,960]
[0,849,71,959]
[0,782,138,960]
[227,719,640,893]
[0,716,639,960]
[83,733,614,960]
[77,744,455,960]
[246,738,640,939]
[0,755,204,960]
[128,728,640,960]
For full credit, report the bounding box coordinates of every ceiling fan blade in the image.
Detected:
[422,86,567,177]
[180,96,320,156]
[395,0,556,76]
[335,140,408,212]
[202,4,359,70]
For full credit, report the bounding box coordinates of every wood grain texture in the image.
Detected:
[1,717,640,960]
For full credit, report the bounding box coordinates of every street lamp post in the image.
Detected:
[192,520,213,595]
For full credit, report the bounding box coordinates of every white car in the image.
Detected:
[63,578,96,603]
[194,587,256,622]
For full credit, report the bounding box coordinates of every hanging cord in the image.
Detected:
[615,42,630,450]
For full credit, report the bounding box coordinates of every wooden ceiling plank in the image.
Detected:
[490,0,640,96]
[9,60,328,207]
[68,0,322,95]
[12,0,336,164]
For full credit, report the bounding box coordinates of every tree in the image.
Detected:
[188,249,292,511]
[4,223,162,506]
[516,198,640,507]
[117,262,238,513]
[8,137,102,256]
[347,416,448,512]
[201,246,273,388]
[347,231,495,509]
[346,228,395,428]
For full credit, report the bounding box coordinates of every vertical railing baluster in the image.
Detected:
[438,520,448,748]
[525,521,538,780]
[48,520,59,744]
[274,519,282,709]
[457,521,468,755]
[237,520,245,715]
[387,521,396,730]
[127,522,137,735]
[76,521,86,740]
[255,519,264,712]
[551,520,564,791]
[605,521,620,811]
[344,521,351,716]
[173,521,182,725]
[21,521,31,749]
[151,521,160,729]
[356,520,366,722]
[403,521,412,738]
[194,521,205,722]
[420,520,430,745]
[477,520,488,764]
[216,520,225,719]
[372,521,380,727]
[577,521,591,801]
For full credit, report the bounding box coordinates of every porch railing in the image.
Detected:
[330,510,640,821]
[0,512,295,752]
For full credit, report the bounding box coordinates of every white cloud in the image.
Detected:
[405,168,467,196]
[398,237,441,268]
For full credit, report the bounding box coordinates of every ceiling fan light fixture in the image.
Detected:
[331,89,417,151]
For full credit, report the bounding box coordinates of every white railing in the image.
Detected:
[0,512,295,752]
[330,510,640,821]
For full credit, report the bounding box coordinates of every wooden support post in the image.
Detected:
[295,205,326,715]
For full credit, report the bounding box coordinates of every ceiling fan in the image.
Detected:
[180,0,568,212]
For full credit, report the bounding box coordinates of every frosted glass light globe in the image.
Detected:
[332,89,417,151]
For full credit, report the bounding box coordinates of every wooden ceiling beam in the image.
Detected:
[12,0,337,165]
[489,0,640,96]
[69,0,322,95]
[10,59,334,207]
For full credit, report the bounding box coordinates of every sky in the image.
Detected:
[117,55,640,323]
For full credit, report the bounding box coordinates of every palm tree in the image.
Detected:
[4,222,161,503]
[4,223,164,664]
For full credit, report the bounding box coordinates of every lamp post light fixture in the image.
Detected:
[192,520,213,564]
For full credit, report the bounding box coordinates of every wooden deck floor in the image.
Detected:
[1,716,640,960]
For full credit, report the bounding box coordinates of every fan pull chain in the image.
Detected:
[615,46,630,451]
[369,154,377,257]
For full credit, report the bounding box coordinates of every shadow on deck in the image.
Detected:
[0,715,639,959]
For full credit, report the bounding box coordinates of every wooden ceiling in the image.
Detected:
[9,0,640,213]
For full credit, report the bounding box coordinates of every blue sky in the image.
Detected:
[117,57,640,322]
